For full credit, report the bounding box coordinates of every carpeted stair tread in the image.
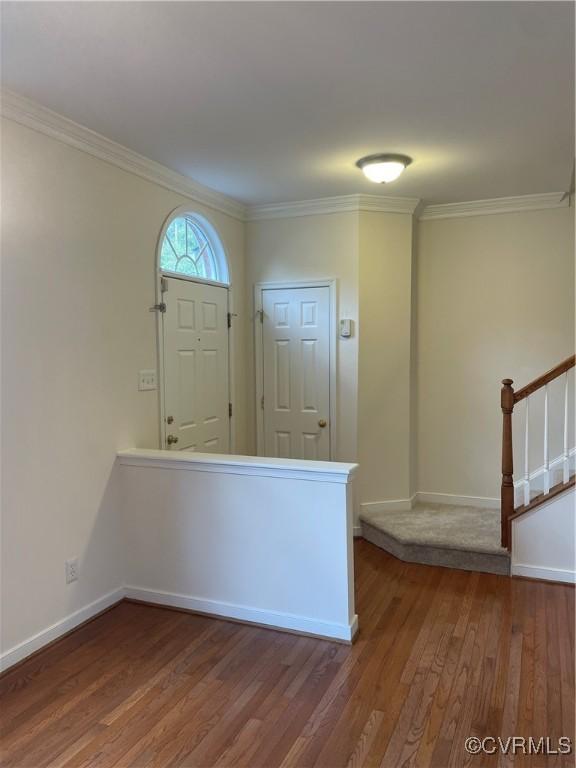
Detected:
[360,502,510,576]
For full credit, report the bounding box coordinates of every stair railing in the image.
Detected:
[500,354,575,550]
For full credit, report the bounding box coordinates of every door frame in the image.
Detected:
[155,280,236,454]
[254,279,338,460]
[155,207,237,454]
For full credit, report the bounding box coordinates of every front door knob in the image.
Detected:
[318,419,327,428]
[166,434,179,445]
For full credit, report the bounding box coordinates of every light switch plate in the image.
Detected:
[139,369,157,391]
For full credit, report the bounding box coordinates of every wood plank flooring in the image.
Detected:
[1,540,574,767]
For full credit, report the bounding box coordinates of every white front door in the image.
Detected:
[163,277,230,452]
[261,286,331,460]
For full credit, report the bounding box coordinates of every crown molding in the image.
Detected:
[0,89,247,221]
[358,194,420,215]
[247,193,420,221]
[419,192,568,221]
[3,91,567,225]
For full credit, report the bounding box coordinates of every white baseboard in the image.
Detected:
[0,584,356,671]
[125,586,357,642]
[511,564,576,584]
[415,492,500,509]
[353,525,362,537]
[0,587,125,672]
[360,492,499,514]
[360,495,416,514]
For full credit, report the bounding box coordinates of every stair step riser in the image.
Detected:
[361,522,511,577]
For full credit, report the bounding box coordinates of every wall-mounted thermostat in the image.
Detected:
[340,319,353,338]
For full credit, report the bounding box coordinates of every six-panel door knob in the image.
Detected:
[318,419,327,428]
[166,434,179,445]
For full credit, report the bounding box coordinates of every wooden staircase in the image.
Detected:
[500,354,575,550]
[361,355,575,577]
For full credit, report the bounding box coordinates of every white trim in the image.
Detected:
[158,272,229,290]
[254,280,338,461]
[156,274,167,451]
[248,192,568,222]
[3,91,568,227]
[419,192,568,221]
[360,492,501,512]
[117,449,358,484]
[0,574,359,670]
[248,193,420,220]
[513,450,576,507]
[511,564,576,584]
[227,289,238,454]
[125,586,358,642]
[1,88,246,221]
[353,525,363,537]
[513,447,575,493]
[415,492,500,509]
[0,588,125,672]
[360,495,416,514]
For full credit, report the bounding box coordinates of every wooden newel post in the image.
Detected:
[501,378,515,549]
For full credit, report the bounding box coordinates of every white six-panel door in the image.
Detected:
[163,277,230,452]
[261,286,331,460]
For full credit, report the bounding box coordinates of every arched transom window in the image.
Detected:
[160,213,227,283]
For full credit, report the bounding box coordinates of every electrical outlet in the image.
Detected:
[65,557,79,584]
[138,369,157,391]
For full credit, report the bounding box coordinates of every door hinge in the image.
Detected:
[229,402,233,418]
[261,395,264,410]
[227,312,232,329]
[258,309,264,324]
[149,302,166,313]
[160,277,169,293]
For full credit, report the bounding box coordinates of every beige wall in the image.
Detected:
[416,206,575,500]
[3,111,574,658]
[357,212,414,505]
[246,204,574,506]
[245,213,359,462]
[245,210,416,510]
[1,118,247,652]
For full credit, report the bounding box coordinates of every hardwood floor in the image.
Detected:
[1,540,574,767]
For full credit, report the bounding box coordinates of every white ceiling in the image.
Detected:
[1,2,574,206]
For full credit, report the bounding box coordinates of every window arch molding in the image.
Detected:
[157,207,230,286]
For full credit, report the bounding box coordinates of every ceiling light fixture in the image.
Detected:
[356,153,413,184]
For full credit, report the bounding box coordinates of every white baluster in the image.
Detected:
[543,384,550,494]
[524,396,530,506]
[563,371,569,484]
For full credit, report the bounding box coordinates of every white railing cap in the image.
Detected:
[117,449,358,484]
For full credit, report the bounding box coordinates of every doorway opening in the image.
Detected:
[156,208,232,453]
